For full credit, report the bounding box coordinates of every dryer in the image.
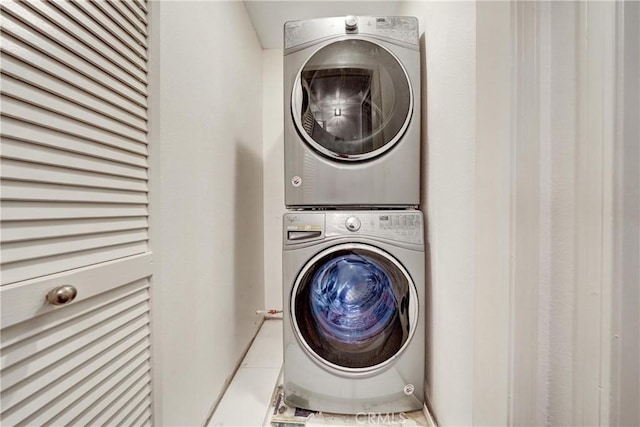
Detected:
[284,16,421,209]
[282,211,425,414]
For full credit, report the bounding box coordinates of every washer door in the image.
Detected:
[291,39,413,161]
[291,243,418,374]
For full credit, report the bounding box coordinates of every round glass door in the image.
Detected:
[291,39,413,161]
[291,244,418,373]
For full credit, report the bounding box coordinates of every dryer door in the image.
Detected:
[291,243,418,374]
[291,39,413,161]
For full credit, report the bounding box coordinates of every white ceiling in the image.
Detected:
[243,1,402,49]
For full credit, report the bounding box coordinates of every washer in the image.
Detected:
[284,16,421,209]
[282,211,425,414]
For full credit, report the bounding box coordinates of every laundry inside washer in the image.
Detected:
[295,249,412,368]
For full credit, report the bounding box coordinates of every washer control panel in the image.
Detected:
[327,211,424,245]
[284,211,423,245]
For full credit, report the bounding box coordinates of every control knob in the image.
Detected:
[345,216,361,232]
[345,15,358,31]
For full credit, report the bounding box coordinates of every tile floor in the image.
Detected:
[208,319,283,427]
[209,319,435,427]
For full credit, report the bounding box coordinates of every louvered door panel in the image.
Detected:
[0,0,152,425]
[0,0,149,286]
[0,279,152,426]
[1,1,146,93]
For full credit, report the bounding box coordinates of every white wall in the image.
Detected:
[148,2,264,425]
[262,49,284,311]
[398,3,477,425]
[610,2,639,425]
[474,3,511,424]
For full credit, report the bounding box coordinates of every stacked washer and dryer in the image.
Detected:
[282,16,425,415]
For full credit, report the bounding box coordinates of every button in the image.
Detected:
[345,216,361,232]
[345,15,358,31]
[404,384,415,395]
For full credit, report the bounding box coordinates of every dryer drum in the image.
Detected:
[292,245,416,371]
[292,39,412,161]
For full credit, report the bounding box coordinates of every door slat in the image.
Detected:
[1,217,149,243]
[1,159,148,192]
[0,241,149,285]
[1,138,148,179]
[1,180,149,205]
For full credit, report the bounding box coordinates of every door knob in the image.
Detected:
[47,285,78,306]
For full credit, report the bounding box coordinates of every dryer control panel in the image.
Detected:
[284,16,419,51]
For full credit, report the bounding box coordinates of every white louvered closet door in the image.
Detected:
[0,0,152,425]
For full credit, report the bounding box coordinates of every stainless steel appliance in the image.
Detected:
[282,210,425,414]
[284,16,421,208]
